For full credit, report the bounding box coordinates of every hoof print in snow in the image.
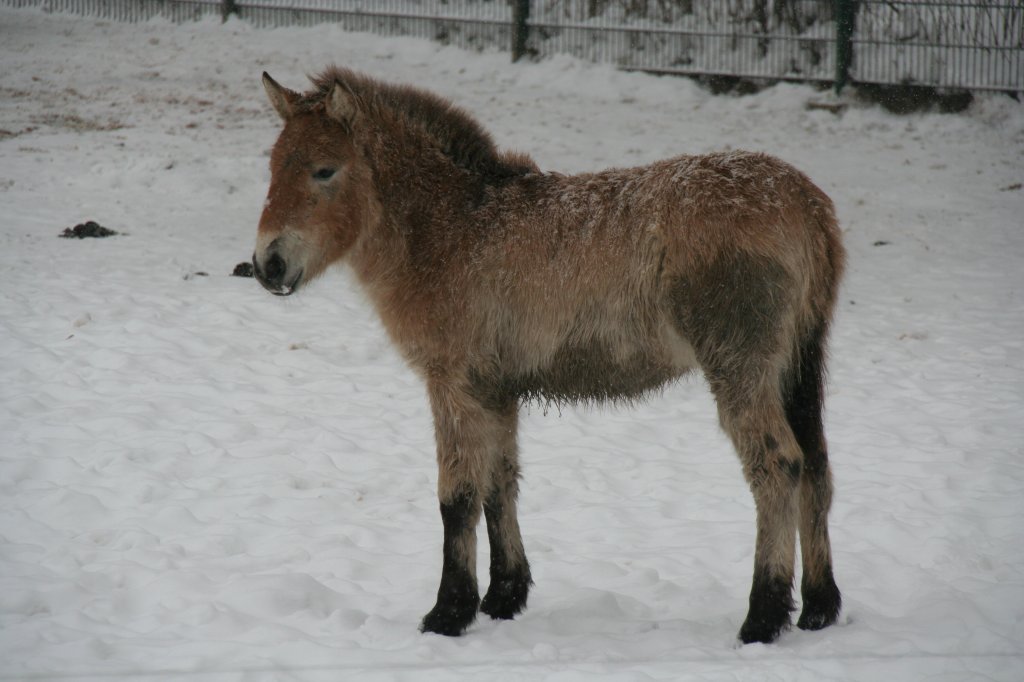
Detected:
[60,220,118,239]
[183,271,209,281]
[232,261,254,278]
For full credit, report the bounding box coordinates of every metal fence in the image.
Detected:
[6,0,1022,92]
[525,1,838,82]
[852,1,1021,91]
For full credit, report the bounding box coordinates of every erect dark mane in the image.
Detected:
[308,66,537,184]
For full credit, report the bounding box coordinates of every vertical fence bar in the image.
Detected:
[511,0,530,62]
[835,0,855,93]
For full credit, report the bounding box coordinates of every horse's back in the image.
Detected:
[466,150,841,404]
[484,150,839,306]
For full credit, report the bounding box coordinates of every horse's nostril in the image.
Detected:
[265,252,286,284]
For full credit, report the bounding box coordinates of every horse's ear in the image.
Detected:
[326,80,361,128]
[262,72,298,121]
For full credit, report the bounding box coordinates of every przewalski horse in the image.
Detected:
[252,67,845,645]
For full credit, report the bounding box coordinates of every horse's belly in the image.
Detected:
[508,325,697,405]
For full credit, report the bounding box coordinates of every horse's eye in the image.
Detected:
[313,167,336,181]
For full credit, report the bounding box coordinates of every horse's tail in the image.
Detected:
[785,189,845,439]
[784,317,831,455]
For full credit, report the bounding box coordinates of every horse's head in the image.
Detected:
[253,72,377,295]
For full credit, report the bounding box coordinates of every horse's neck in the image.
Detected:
[368,157,481,268]
[348,148,457,295]
[347,191,459,367]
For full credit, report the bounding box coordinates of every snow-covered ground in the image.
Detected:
[1,7,1022,680]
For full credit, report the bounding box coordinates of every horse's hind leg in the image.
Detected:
[480,403,533,620]
[669,253,803,643]
[786,328,842,631]
[715,384,803,644]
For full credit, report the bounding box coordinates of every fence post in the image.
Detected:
[221,0,238,23]
[834,0,855,93]
[511,0,530,62]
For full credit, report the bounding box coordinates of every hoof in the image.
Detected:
[739,574,794,644]
[798,575,842,631]
[480,570,532,620]
[738,613,791,645]
[420,593,480,637]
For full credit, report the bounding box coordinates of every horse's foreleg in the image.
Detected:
[420,487,482,636]
[419,381,493,636]
[480,404,532,620]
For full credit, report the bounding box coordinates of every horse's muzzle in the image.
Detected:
[252,251,301,296]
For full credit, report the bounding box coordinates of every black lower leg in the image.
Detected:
[420,492,481,636]
[739,567,796,644]
[480,492,532,620]
[798,563,841,630]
